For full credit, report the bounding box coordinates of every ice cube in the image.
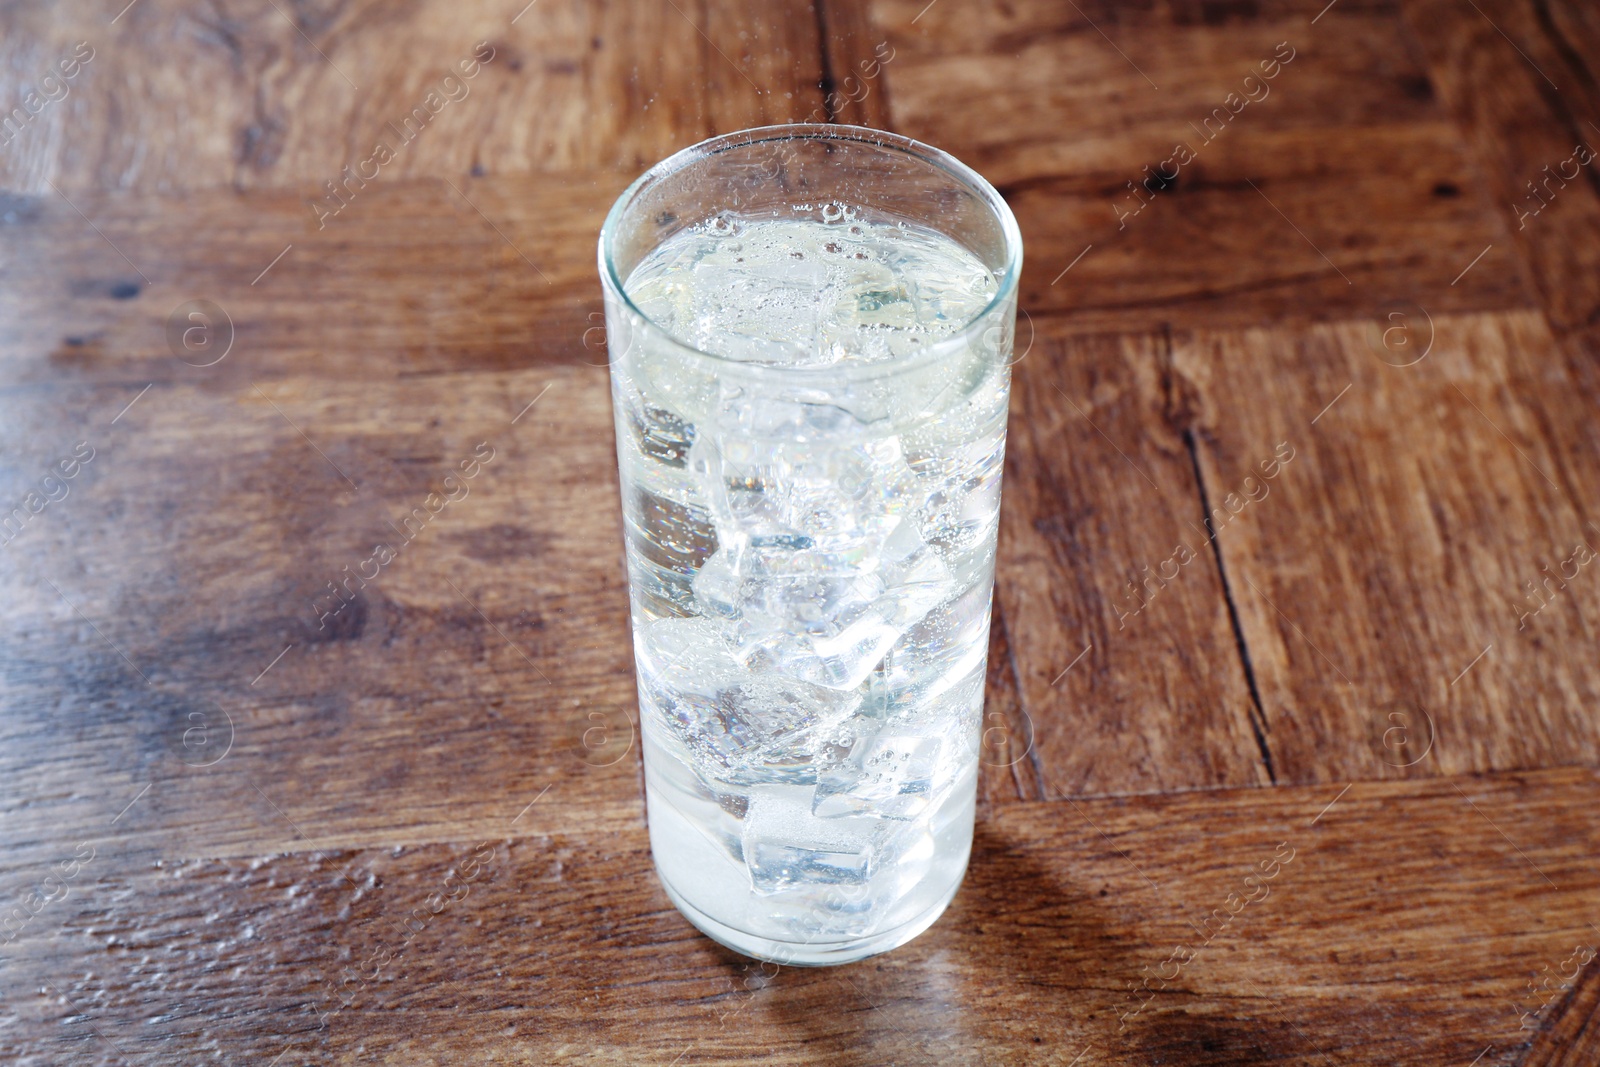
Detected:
[711,675,860,785]
[873,517,957,631]
[635,617,737,681]
[690,544,747,620]
[813,735,941,820]
[724,393,866,441]
[635,618,860,786]
[688,259,828,363]
[687,436,803,569]
[903,660,985,733]
[730,571,892,689]
[686,386,958,691]
[906,429,1005,558]
[746,841,872,894]
[628,403,696,468]
[629,486,718,578]
[692,424,924,568]
[776,438,919,557]
[741,786,878,894]
[763,887,878,939]
[711,333,817,365]
[882,578,992,707]
[703,519,957,692]
[897,668,984,784]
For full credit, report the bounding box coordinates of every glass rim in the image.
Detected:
[596,123,1023,381]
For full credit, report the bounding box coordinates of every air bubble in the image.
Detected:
[623,214,998,367]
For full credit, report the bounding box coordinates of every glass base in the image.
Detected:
[657,862,968,967]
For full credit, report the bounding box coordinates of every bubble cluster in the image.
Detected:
[625,210,998,367]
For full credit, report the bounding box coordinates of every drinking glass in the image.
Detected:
[598,124,1021,965]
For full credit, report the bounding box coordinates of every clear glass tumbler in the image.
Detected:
[599,124,1021,965]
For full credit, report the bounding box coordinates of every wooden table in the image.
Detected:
[3,1,1598,1063]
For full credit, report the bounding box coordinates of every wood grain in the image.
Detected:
[3,0,1600,1061]
[815,0,894,129]
[1171,310,1600,785]
[1523,951,1600,1067]
[1400,0,1600,340]
[997,325,1271,796]
[879,0,1439,186]
[865,0,1531,332]
[0,173,620,385]
[0,0,829,195]
[2,769,1595,1064]
[0,366,642,860]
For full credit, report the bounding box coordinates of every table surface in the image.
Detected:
[3,1,1599,1064]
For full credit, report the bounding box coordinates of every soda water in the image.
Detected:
[609,207,1009,963]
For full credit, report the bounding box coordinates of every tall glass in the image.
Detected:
[599,125,1021,965]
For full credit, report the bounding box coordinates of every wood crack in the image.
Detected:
[1181,424,1277,786]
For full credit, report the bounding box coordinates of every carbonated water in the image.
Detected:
[611,207,1009,962]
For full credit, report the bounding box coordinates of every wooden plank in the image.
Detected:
[1400,0,1600,340]
[0,174,618,386]
[815,0,895,129]
[1003,123,1520,332]
[0,0,828,195]
[876,0,1439,186]
[1171,309,1600,785]
[859,0,1526,331]
[1524,953,1600,1067]
[0,768,1594,1064]
[0,366,644,860]
[996,325,1271,796]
